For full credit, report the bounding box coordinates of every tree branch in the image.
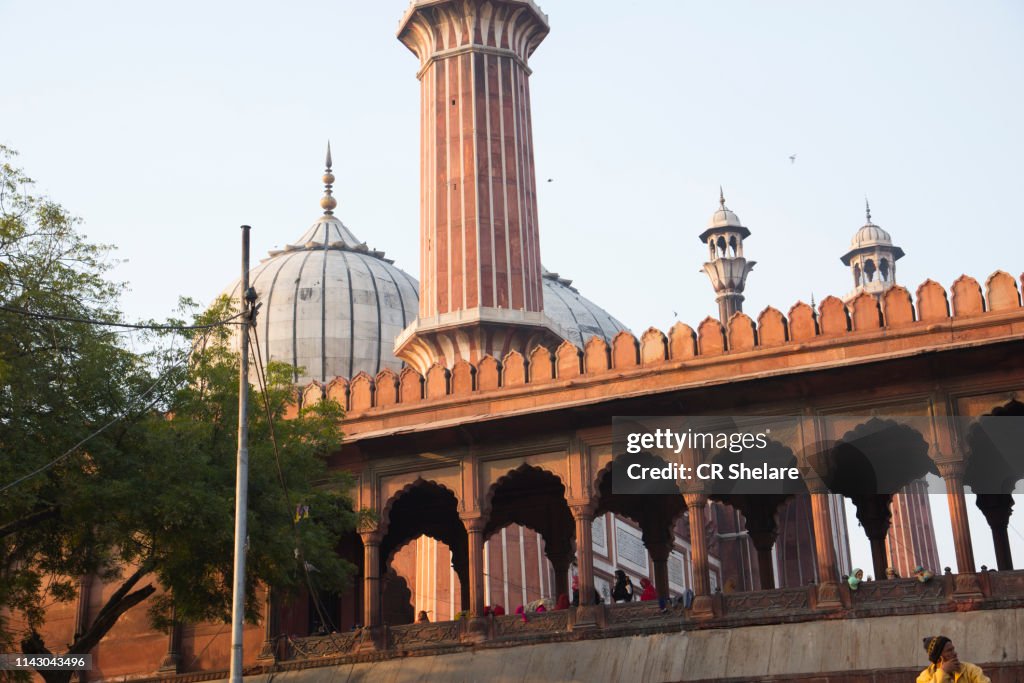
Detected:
[0,505,59,539]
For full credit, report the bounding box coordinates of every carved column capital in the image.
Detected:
[683,492,708,509]
[569,503,594,522]
[936,459,967,480]
[461,514,486,534]
[359,529,383,546]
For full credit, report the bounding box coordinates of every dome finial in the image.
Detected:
[719,185,726,209]
[865,196,872,224]
[321,141,337,215]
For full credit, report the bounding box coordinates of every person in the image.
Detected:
[847,568,864,590]
[611,569,634,602]
[886,567,901,580]
[639,577,658,601]
[571,573,580,606]
[915,565,935,583]
[917,636,990,682]
[417,610,429,623]
[491,604,505,616]
[555,594,570,610]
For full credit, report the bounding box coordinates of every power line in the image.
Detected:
[247,325,348,645]
[0,303,246,331]
[0,331,210,495]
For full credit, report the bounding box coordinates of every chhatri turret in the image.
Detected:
[840,199,904,302]
[394,0,567,373]
[700,188,756,324]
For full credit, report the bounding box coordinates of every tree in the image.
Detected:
[0,147,359,682]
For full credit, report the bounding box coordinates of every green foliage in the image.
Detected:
[0,147,358,662]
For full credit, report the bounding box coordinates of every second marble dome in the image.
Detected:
[221,196,626,386]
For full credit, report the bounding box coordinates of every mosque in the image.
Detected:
[33,1,1023,680]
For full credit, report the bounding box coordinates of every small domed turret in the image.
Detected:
[699,188,756,324]
[840,199,905,301]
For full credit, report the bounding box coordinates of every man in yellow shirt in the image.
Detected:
[917,636,991,683]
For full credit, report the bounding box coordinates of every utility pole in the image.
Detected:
[230,225,256,682]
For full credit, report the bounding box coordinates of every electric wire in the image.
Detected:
[0,303,247,330]
[0,329,214,495]
[247,325,349,646]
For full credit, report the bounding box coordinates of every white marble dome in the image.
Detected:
[541,269,628,347]
[849,222,894,250]
[708,206,744,229]
[223,214,420,384]
[222,216,627,385]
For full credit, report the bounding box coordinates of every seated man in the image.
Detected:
[917,636,990,683]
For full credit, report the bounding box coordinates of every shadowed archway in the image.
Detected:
[483,464,575,602]
[811,418,934,580]
[379,480,469,623]
[967,399,1024,570]
[592,452,686,601]
[708,440,807,590]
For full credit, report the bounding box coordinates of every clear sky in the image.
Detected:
[3,1,1022,574]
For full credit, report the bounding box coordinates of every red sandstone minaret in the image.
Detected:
[395,0,565,373]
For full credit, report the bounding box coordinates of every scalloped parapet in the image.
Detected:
[668,322,697,360]
[555,341,581,379]
[478,356,501,391]
[350,372,375,412]
[612,331,640,369]
[303,272,1020,417]
[584,337,610,375]
[818,296,849,335]
[503,350,527,386]
[951,275,984,316]
[916,280,949,321]
[640,328,668,366]
[529,346,554,383]
[451,360,476,395]
[882,286,915,327]
[697,317,726,356]
[849,292,882,331]
[727,312,757,352]
[986,270,1021,311]
[757,307,788,346]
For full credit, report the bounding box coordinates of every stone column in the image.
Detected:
[359,530,382,629]
[748,529,777,591]
[937,460,976,574]
[976,494,1014,571]
[804,476,843,607]
[571,505,596,604]
[460,514,488,641]
[683,493,711,597]
[853,494,893,581]
[570,504,600,630]
[546,548,573,600]
[647,538,673,601]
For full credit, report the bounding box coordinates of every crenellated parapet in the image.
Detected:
[297,271,1024,418]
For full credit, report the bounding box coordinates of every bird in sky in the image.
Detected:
[789,154,797,164]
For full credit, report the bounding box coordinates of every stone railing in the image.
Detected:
[264,570,1024,669]
[287,631,359,660]
[388,620,462,650]
[605,600,680,627]
[492,610,569,639]
[850,576,946,607]
[721,585,812,617]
